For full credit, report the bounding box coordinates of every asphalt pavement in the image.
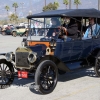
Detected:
[0,34,100,100]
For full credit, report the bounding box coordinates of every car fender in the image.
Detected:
[90,47,100,57]
[38,55,70,72]
[0,53,6,56]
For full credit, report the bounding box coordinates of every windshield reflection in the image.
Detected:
[27,17,61,40]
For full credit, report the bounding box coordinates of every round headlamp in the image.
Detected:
[28,52,37,63]
[5,52,13,62]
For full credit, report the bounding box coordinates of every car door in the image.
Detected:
[80,38,92,59]
[54,40,73,62]
[69,39,83,60]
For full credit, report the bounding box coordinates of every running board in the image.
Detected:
[66,62,82,70]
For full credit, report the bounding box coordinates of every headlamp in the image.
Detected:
[28,52,37,63]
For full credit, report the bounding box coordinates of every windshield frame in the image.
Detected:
[27,17,61,41]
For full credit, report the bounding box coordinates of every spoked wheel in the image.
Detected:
[12,32,17,37]
[35,60,58,94]
[0,59,14,89]
[94,57,100,77]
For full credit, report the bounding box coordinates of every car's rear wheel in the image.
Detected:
[0,59,14,89]
[35,60,58,94]
[12,32,17,37]
[94,52,100,77]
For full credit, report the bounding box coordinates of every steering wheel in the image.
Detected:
[58,26,68,37]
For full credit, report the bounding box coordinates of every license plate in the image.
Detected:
[18,71,28,78]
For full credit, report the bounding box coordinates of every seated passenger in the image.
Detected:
[83,17,100,39]
[47,17,60,37]
[60,17,78,39]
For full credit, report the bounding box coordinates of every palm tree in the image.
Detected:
[12,2,18,15]
[54,1,59,8]
[5,6,10,17]
[74,0,81,9]
[63,0,69,9]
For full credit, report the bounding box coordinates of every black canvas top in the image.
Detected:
[27,8,100,19]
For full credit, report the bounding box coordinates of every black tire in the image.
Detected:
[20,34,23,37]
[35,60,58,94]
[12,32,17,37]
[0,59,14,89]
[94,57,100,77]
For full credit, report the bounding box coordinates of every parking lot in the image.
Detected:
[0,34,100,100]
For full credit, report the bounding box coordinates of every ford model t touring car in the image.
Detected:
[0,8,100,94]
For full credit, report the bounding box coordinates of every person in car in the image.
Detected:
[83,17,100,39]
[46,17,60,37]
[60,17,78,39]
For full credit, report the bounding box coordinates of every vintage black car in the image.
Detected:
[0,8,100,94]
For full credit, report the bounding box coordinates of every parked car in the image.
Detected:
[1,25,13,35]
[12,26,28,37]
[0,8,100,94]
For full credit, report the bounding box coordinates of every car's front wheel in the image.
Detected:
[0,59,14,89]
[35,60,58,94]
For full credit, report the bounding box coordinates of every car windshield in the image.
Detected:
[27,17,62,40]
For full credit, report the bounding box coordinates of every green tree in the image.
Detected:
[5,6,10,17]
[74,0,81,9]
[12,2,18,14]
[43,2,59,11]
[63,0,69,9]
[54,1,59,8]
[9,13,18,24]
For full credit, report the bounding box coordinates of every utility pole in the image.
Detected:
[98,0,100,10]
[45,0,46,7]
[29,0,32,15]
[69,0,71,9]
[20,2,24,17]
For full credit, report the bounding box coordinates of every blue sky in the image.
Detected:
[0,0,99,18]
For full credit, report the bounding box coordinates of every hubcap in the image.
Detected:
[40,65,56,90]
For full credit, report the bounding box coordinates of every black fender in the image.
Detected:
[86,47,100,66]
[90,48,100,58]
[38,55,70,73]
[0,53,6,56]
[0,52,14,56]
[0,52,15,61]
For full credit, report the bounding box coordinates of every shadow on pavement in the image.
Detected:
[11,67,97,94]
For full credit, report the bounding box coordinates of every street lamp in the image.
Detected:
[45,0,46,7]
[69,0,71,9]
[29,10,32,15]
[29,0,32,15]
[20,2,24,17]
[98,0,100,10]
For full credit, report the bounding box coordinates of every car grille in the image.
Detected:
[16,52,30,68]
